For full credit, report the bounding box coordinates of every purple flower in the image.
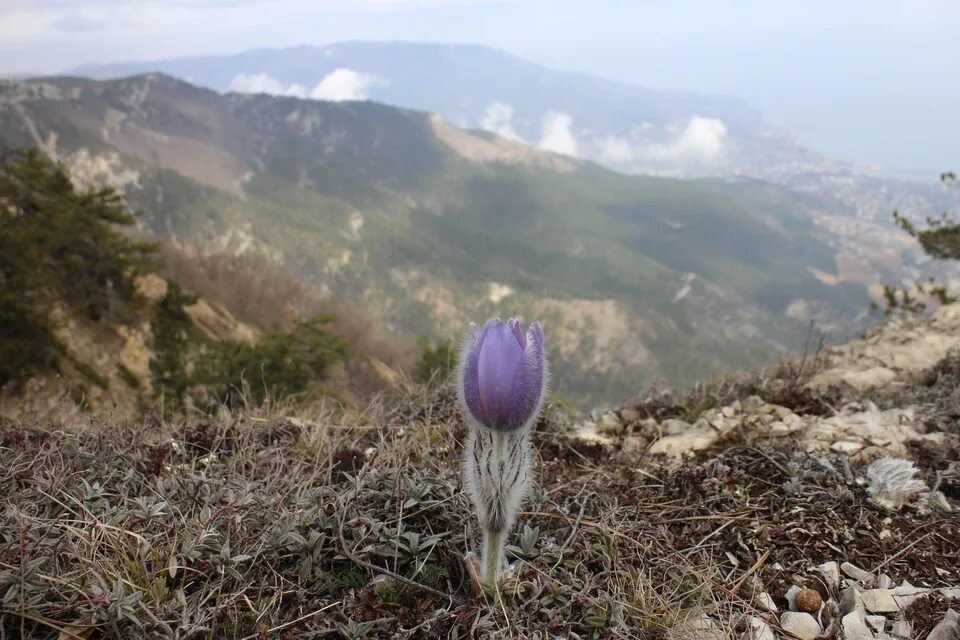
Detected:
[458,318,546,432]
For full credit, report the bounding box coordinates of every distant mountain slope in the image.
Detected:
[73,42,960,294]
[76,42,761,134]
[0,74,870,404]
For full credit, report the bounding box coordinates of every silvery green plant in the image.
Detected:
[866,457,928,510]
[457,318,547,587]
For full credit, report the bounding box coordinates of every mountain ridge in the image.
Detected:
[0,72,873,405]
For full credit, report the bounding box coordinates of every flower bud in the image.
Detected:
[458,318,546,432]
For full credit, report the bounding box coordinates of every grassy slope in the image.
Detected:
[2,350,957,639]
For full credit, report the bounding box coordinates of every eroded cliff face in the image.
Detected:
[2,274,255,421]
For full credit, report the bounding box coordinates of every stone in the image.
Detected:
[926,609,959,640]
[709,416,737,433]
[755,591,777,613]
[769,421,792,435]
[742,396,766,413]
[819,561,841,591]
[940,588,960,600]
[810,366,897,390]
[574,421,615,446]
[877,574,894,589]
[892,583,930,610]
[661,418,690,435]
[741,616,775,640]
[842,562,875,586]
[618,408,641,424]
[780,612,821,640]
[889,620,912,638]
[786,585,802,610]
[832,440,866,455]
[596,411,624,434]
[670,612,724,640]
[861,589,900,613]
[842,586,866,617]
[842,610,878,640]
[866,614,887,632]
[648,424,718,457]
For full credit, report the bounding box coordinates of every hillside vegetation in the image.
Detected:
[0,150,361,417]
[0,74,872,405]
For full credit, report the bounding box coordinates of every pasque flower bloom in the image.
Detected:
[457,318,547,588]
[459,318,546,432]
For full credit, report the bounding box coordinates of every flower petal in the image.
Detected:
[459,320,488,426]
[477,319,524,428]
[504,322,546,429]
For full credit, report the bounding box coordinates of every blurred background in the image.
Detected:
[2,0,958,412]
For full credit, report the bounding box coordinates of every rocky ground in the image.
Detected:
[573,304,960,638]
[1,306,958,639]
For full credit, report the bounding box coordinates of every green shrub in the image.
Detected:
[416,337,457,382]
[149,282,203,412]
[880,171,960,316]
[0,148,155,385]
[199,315,349,407]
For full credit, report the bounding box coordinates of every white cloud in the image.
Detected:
[671,116,727,160]
[596,116,728,165]
[229,72,304,97]
[479,101,523,142]
[596,136,635,163]
[228,68,383,102]
[308,68,381,101]
[538,110,578,156]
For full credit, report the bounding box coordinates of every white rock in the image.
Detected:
[892,583,930,610]
[861,589,900,613]
[741,616,775,640]
[660,418,690,435]
[786,585,802,610]
[670,612,724,640]
[596,411,624,434]
[842,586,866,617]
[842,562,875,586]
[780,611,821,640]
[842,610,877,640]
[832,440,866,455]
[755,591,777,613]
[940,588,960,600]
[648,424,718,457]
[877,574,894,589]
[819,561,841,591]
[574,421,615,446]
[889,620,912,638]
[866,614,887,632]
[811,366,897,390]
[769,421,793,435]
[926,609,959,640]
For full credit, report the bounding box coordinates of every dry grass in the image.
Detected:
[2,364,958,639]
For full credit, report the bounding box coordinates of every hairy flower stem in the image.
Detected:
[483,529,503,586]
[465,426,532,587]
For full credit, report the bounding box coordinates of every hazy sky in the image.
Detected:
[2,0,958,176]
